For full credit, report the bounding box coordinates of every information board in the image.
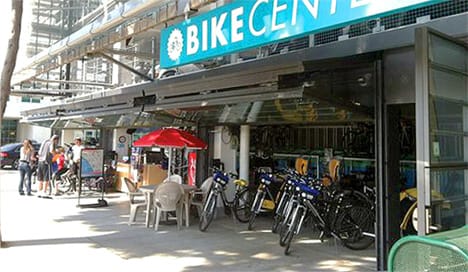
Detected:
[80,148,104,178]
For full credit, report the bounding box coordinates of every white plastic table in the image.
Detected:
[139,184,196,228]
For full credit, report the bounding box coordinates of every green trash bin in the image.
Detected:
[388,225,468,272]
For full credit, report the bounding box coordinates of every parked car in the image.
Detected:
[0,142,41,169]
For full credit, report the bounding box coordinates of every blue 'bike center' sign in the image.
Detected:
[160,0,445,68]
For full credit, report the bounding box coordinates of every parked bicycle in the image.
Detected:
[400,187,451,236]
[199,168,254,232]
[82,164,116,192]
[49,166,79,195]
[276,172,375,255]
[339,171,376,248]
[248,170,284,230]
[271,170,303,234]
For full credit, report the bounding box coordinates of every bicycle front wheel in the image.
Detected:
[284,207,303,256]
[248,190,264,230]
[233,188,254,223]
[272,214,283,234]
[56,175,73,194]
[337,205,375,250]
[199,191,217,232]
[279,205,296,247]
[272,191,290,233]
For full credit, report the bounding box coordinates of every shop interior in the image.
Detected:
[50,56,423,255]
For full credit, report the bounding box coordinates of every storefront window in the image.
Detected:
[21,96,41,103]
[84,129,100,146]
[1,119,18,144]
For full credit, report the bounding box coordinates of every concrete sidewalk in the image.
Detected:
[0,170,376,272]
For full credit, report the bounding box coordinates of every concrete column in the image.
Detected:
[213,125,237,207]
[239,125,250,181]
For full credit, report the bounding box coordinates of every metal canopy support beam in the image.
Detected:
[94,52,154,82]
[22,85,303,122]
[32,78,114,87]
[102,48,156,60]
[10,91,68,97]
[145,87,303,110]
[20,54,305,119]
[10,88,95,97]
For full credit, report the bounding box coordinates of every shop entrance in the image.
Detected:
[210,57,379,260]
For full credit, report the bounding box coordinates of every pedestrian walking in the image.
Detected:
[18,139,35,196]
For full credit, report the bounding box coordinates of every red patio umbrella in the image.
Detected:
[133,128,207,175]
[133,128,207,149]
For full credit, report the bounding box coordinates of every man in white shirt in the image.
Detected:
[71,137,84,175]
[37,135,59,197]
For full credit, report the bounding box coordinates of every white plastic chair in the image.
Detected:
[152,181,184,231]
[190,177,213,218]
[122,177,147,225]
[163,174,183,184]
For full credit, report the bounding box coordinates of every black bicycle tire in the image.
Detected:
[64,177,73,193]
[248,191,263,230]
[284,208,303,255]
[283,228,294,255]
[338,205,375,250]
[233,188,253,223]
[199,192,217,232]
[350,190,374,209]
[279,205,295,247]
[272,190,290,233]
[279,224,288,246]
[271,214,281,234]
[278,199,296,246]
[55,176,71,194]
[248,212,256,231]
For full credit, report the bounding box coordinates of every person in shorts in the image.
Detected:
[37,135,59,197]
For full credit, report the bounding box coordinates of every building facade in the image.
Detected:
[10,0,468,270]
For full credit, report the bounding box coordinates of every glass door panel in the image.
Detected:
[416,27,468,234]
[429,168,468,231]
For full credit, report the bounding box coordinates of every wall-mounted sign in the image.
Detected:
[160,0,445,68]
